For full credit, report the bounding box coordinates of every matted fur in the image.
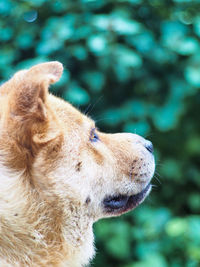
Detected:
[0,62,155,266]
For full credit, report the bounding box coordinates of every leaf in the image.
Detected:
[184,65,200,87]
[81,71,105,92]
[165,218,188,237]
[64,82,90,105]
[87,34,107,55]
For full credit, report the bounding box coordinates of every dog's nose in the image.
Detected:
[144,140,154,154]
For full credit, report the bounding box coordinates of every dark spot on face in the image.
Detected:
[133,159,137,163]
[76,161,82,172]
[130,171,139,180]
[69,204,74,213]
[85,196,91,204]
[14,213,18,216]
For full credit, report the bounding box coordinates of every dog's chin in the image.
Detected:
[103,183,151,216]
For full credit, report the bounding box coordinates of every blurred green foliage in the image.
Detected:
[0,0,200,266]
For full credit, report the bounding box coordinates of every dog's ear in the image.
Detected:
[5,61,63,120]
[1,61,63,150]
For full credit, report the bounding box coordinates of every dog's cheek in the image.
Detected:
[86,144,104,166]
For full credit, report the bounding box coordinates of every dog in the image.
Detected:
[0,62,155,266]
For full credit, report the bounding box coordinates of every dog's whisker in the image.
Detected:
[85,95,103,116]
[154,175,162,185]
[83,103,92,115]
[93,117,114,124]
[151,184,158,188]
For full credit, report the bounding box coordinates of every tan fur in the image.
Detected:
[0,62,155,266]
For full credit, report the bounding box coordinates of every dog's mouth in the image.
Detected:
[103,183,151,215]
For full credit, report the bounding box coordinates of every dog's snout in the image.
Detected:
[144,140,154,154]
[122,134,154,154]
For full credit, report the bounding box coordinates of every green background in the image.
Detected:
[1,0,200,266]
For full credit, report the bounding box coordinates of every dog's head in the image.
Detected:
[0,61,155,221]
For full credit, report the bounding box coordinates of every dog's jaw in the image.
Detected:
[103,183,151,215]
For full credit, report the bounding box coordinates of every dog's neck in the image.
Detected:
[0,167,94,267]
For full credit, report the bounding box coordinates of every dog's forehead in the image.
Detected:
[48,94,94,130]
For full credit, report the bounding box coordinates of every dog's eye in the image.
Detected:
[90,128,99,142]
